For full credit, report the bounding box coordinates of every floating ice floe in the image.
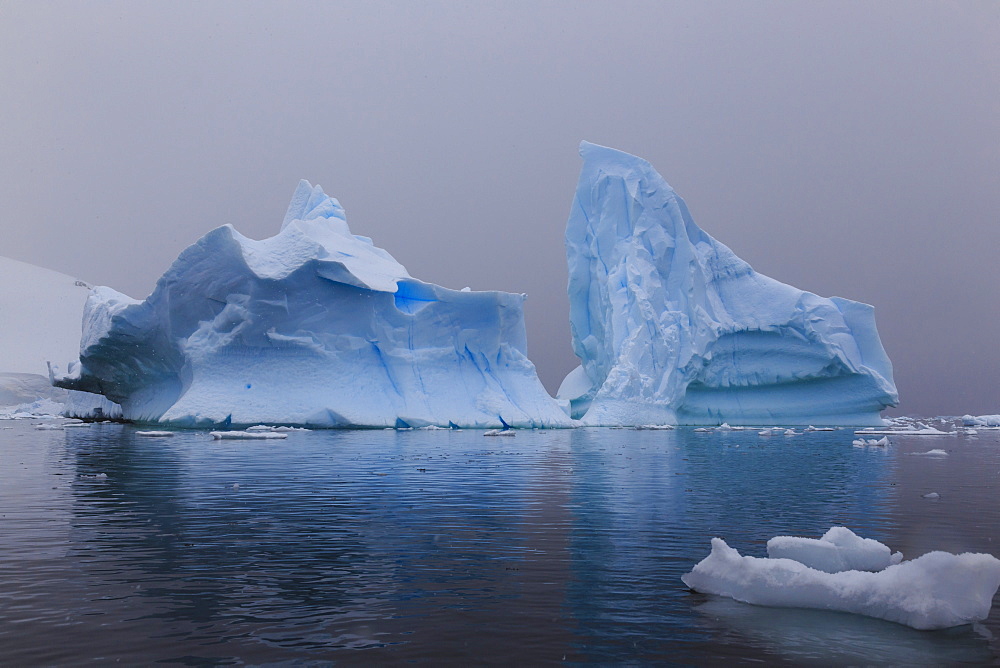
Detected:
[853,437,889,447]
[923,492,941,499]
[682,529,1000,630]
[909,449,949,457]
[634,424,675,430]
[210,431,288,440]
[135,430,175,437]
[483,429,516,437]
[855,425,954,436]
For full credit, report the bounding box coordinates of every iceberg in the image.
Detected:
[559,142,898,426]
[682,534,1000,630]
[54,181,571,429]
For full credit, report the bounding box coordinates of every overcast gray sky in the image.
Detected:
[1,1,997,415]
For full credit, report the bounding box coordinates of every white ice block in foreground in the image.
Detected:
[682,535,1000,630]
[559,142,898,426]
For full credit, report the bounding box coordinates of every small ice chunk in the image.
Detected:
[210,431,288,440]
[682,537,1000,630]
[923,492,941,499]
[135,430,174,437]
[910,449,949,456]
[483,429,515,437]
[767,527,899,573]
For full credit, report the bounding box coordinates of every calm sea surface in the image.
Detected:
[2,420,999,665]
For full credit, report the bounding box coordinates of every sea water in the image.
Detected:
[1,420,998,664]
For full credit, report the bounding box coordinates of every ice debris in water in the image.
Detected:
[210,431,288,440]
[682,529,1000,630]
[483,429,516,437]
[558,142,897,427]
[853,436,888,447]
[135,430,174,437]
[909,449,949,456]
[53,180,570,430]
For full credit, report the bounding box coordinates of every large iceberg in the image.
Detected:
[54,181,571,429]
[559,142,898,426]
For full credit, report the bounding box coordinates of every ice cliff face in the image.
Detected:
[558,142,898,426]
[54,181,571,428]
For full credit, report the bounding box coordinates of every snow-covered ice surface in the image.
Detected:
[0,257,122,420]
[53,181,570,429]
[558,142,897,426]
[683,533,1000,630]
[0,256,93,377]
[766,527,903,573]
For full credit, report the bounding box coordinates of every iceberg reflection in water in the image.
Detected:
[0,421,998,663]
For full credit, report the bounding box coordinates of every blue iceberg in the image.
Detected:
[558,142,898,426]
[54,181,571,429]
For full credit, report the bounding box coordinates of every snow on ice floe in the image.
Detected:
[682,530,1000,630]
[766,527,903,574]
[558,142,897,427]
[53,180,571,429]
[855,425,954,436]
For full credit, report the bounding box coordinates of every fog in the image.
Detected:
[2,1,997,415]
